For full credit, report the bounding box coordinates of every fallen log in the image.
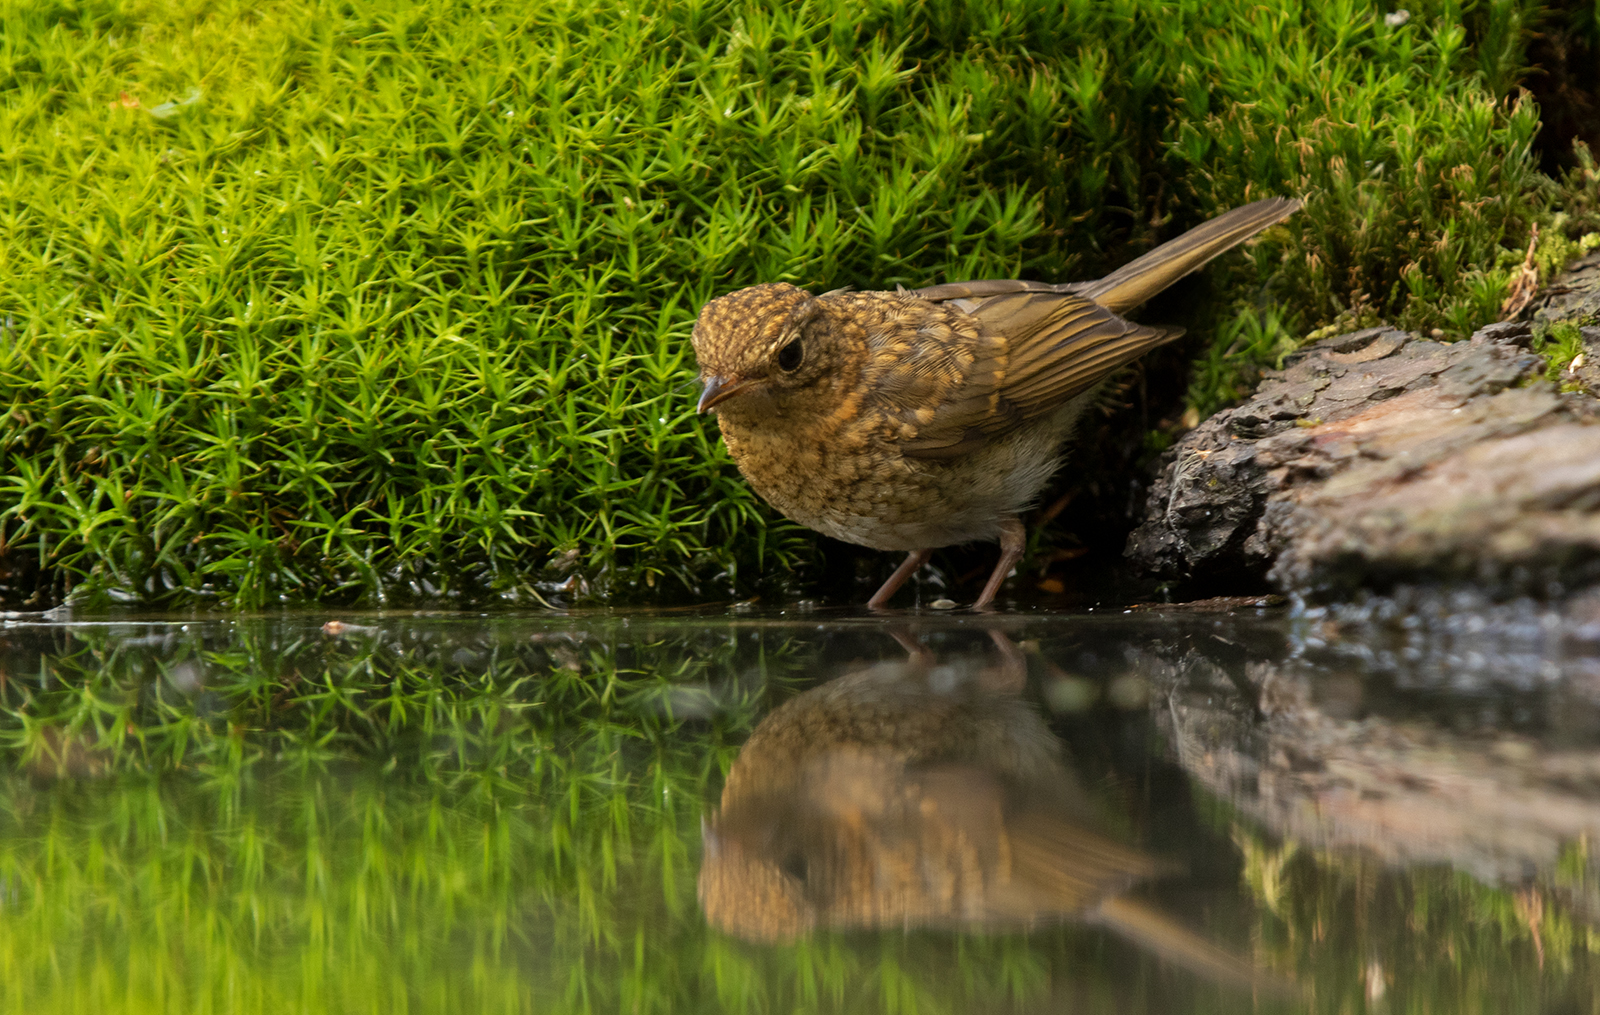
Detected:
[1128,252,1600,603]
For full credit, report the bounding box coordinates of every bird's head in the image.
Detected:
[691,283,836,414]
[697,804,821,942]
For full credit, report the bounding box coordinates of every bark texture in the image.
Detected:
[1127,252,1600,602]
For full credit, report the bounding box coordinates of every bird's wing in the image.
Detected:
[997,809,1169,915]
[876,291,1181,460]
[910,278,1075,302]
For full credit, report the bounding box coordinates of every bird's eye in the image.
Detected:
[776,337,803,372]
[779,851,809,884]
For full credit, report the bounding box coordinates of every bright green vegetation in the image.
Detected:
[1534,319,1591,386]
[1,0,1596,606]
[1,614,1594,1013]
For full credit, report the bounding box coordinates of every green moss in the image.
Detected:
[1533,320,1588,382]
[1183,307,1300,420]
[0,0,1593,605]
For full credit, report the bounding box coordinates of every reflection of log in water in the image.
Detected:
[698,634,1287,993]
[1160,648,1600,900]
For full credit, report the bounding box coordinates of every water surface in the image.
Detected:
[1,605,1595,1012]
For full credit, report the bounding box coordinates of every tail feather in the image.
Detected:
[1075,198,1303,314]
[1097,895,1300,997]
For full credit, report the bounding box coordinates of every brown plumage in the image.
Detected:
[692,198,1302,607]
[697,642,1288,993]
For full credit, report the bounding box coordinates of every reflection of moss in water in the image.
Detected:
[0,770,1268,1014]
[0,771,658,1012]
[0,621,1283,1014]
[15,618,1600,1009]
[0,619,801,776]
[1235,827,1600,1012]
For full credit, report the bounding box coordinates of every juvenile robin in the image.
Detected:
[693,198,1302,607]
[697,638,1286,992]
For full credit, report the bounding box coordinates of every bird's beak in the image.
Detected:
[697,375,758,413]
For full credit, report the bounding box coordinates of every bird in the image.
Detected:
[697,636,1287,993]
[692,197,1302,608]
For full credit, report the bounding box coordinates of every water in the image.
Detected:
[1,605,1596,1012]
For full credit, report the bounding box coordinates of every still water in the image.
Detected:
[1,604,1597,1013]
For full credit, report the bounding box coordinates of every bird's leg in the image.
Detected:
[973,517,1026,609]
[887,628,936,671]
[867,549,933,609]
[982,630,1027,693]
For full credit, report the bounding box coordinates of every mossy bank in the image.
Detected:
[1,0,1596,607]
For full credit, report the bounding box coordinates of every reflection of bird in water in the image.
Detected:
[699,633,1285,992]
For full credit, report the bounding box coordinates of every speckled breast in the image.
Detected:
[717,398,1088,552]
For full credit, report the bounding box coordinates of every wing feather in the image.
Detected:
[892,292,1180,460]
